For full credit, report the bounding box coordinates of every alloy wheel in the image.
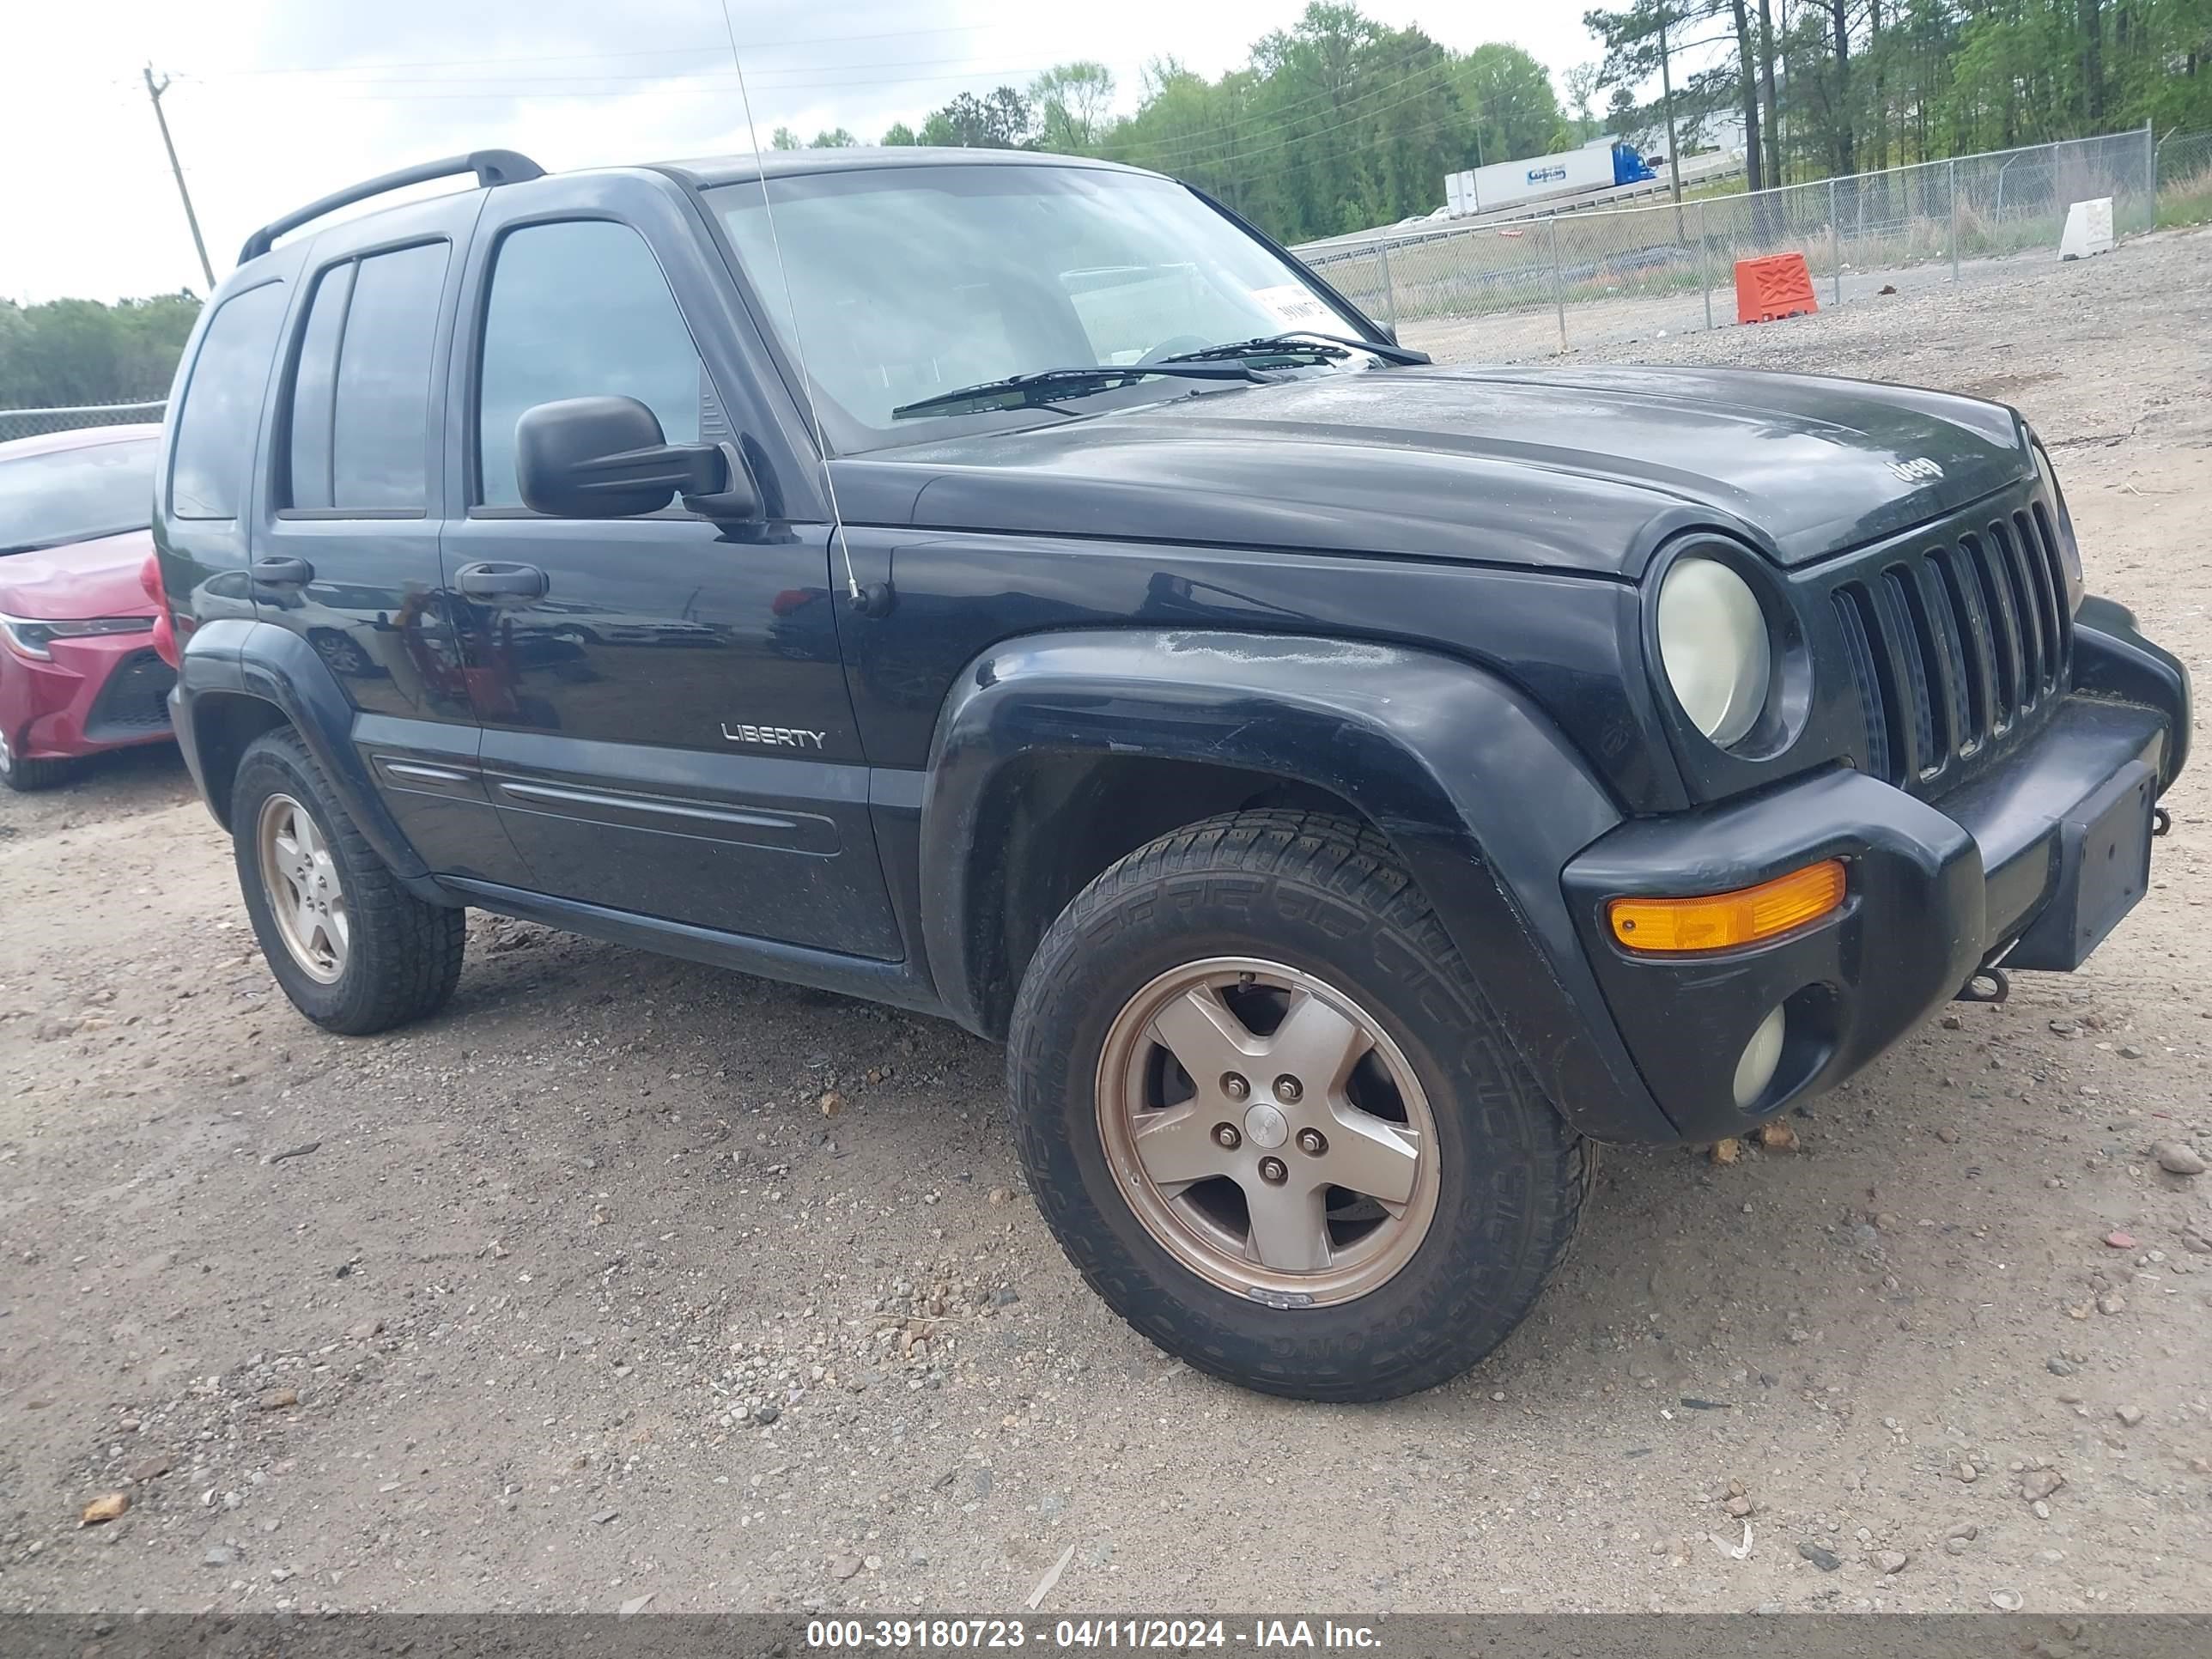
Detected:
[314,635,368,677]
[256,793,350,984]
[1095,957,1440,1305]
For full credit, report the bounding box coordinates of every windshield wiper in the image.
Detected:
[890,362,1267,421]
[1161,330,1431,367]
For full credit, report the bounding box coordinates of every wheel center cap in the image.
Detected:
[1242,1102,1289,1150]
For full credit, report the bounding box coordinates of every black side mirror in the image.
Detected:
[514,396,761,521]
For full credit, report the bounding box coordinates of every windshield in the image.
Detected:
[0,438,159,554]
[711,164,1365,452]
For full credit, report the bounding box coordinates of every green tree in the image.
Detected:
[809,128,858,148]
[1458,43,1567,165]
[1030,61,1117,152]
[769,125,802,151]
[1073,7,1553,236]
[0,294,203,408]
[916,87,1035,149]
[847,0,2212,247]
[1096,58,1257,209]
[1588,2,1771,185]
[1563,61,1606,142]
[880,121,919,146]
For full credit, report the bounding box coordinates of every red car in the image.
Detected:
[0,424,174,790]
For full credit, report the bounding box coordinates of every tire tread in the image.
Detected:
[1009,809,1587,1401]
[232,728,463,1036]
[1,750,74,792]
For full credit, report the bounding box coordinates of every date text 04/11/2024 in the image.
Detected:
[805,1620,1382,1650]
[1060,1625,1378,1650]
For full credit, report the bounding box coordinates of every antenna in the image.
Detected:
[715,1,863,604]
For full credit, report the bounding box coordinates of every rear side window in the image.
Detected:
[285,242,449,513]
[169,282,286,520]
[285,264,353,509]
[476,220,702,508]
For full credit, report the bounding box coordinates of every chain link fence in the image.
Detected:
[0,401,168,444]
[2155,126,2212,222]
[1295,128,2200,360]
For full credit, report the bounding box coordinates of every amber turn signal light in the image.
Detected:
[1608,859,1847,953]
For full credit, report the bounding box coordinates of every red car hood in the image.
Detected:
[0,529,155,622]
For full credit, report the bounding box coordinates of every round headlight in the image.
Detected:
[1656,555,1771,747]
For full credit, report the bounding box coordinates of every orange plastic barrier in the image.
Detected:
[1734,253,1820,324]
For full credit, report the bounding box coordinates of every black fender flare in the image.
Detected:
[174,618,434,884]
[2075,593,2191,787]
[918,628,1676,1143]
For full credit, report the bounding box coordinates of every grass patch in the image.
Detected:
[2156,167,2212,228]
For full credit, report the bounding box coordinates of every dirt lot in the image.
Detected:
[4,228,2212,1620]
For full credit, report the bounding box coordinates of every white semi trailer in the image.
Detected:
[1443,142,1658,217]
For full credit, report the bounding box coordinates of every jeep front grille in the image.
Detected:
[1830,499,2072,793]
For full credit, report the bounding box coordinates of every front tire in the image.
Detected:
[0,722,72,791]
[1007,810,1588,1401]
[230,727,464,1035]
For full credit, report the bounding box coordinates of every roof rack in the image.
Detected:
[236,149,545,264]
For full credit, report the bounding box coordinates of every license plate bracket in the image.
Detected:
[2007,759,2156,972]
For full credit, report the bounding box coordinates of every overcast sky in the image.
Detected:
[0,2,1612,305]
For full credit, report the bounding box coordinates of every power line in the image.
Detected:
[176,50,1070,88]
[167,64,1118,100]
[1107,46,1455,167]
[1139,60,1469,173]
[1151,96,1526,185]
[139,32,1535,202]
[167,22,1002,79]
[1138,53,1463,170]
[160,34,1453,151]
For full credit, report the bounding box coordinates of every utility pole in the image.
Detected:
[143,66,216,294]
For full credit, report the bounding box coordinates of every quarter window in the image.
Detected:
[168,282,286,520]
[285,264,353,510]
[283,242,448,514]
[332,244,447,509]
[476,220,703,509]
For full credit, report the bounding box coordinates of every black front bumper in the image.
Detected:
[1560,598,2187,1143]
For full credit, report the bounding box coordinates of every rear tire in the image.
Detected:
[1008,810,1588,1402]
[230,727,464,1035]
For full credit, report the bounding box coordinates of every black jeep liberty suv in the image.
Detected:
[152,147,2190,1401]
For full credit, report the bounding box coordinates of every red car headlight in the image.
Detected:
[0,614,156,660]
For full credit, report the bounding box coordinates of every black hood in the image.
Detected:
[830,364,2033,575]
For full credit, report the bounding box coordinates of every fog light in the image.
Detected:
[1733,1005,1788,1109]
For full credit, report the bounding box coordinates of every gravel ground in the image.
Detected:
[3,228,2211,1619]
